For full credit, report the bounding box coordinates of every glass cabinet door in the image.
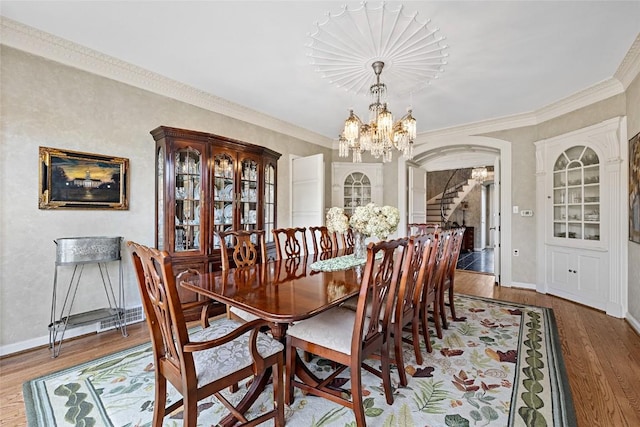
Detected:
[212,153,235,250]
[240,158,259,234]
[343,172,372,216]
[264,163,276,242]
[174,147,203,252]
[552,146,600,241]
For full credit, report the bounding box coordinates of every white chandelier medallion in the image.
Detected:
[308,2,448,163]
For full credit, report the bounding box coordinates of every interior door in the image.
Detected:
[408,165,427,224]
[493,157,501,285]
[291,154,324,239]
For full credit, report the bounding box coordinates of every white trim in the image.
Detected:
[614,33,640,89]
[411,136,512,287]
[2,17,635,150]
[509,282,537,291]
[0,324,96,357]
[627,312,640,336]
[0,17,334,149]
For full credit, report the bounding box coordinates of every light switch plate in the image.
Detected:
[513,206,519,214]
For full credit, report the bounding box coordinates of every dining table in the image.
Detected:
[179,249,367,425]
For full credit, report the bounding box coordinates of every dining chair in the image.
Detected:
[218,229,266,271]
[423,229,454,341]
[309,225,339,254]
[127,241,284,427]
[285,238,409,426]
[440,227,466,329]
[407,223,440,236]
[340,227,355,250]
[218,230,266,322]
[391,233,438,379]
[272,227,309,259]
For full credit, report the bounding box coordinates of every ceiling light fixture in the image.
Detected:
[472,167,489,183]
[338,61,416,163]
[308,2,448,164]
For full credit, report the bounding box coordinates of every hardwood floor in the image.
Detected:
[1,271,639,426]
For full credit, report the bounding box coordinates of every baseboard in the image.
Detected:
[627,311,640,336]
[508,281,537,290]
[1,305,144,357]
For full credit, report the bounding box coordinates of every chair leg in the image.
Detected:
[350,360,367,427]
[440,286,449,330]
[285,338,296,405]
[394,323,408,387]
[411,316,424,364]
[272,355,285,427]
[183,393,198,427]
[153,374,167,427]
[448,286,458,321]
[381,340,394,405]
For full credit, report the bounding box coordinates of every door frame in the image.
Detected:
[405,135,512,287]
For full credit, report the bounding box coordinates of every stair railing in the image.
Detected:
[440,169,461,228]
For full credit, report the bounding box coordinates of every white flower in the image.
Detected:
[348,202,400,239]
[325,207,349,234]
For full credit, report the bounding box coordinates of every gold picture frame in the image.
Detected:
[39,147,129,210]
[630,132,640,244]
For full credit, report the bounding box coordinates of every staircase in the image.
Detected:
[426,178,478,224]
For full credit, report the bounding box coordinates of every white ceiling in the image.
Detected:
[2,1,639,148]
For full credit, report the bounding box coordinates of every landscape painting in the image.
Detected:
[39,147,129,210]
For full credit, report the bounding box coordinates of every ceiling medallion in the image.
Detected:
[308,1,448,162]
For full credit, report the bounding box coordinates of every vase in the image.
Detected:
[353,230,367,259]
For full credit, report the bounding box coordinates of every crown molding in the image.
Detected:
[614,33,640,89]
[0,17,334,149]
[415,77,625,145]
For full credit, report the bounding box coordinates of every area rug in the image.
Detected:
[23,295,576,426]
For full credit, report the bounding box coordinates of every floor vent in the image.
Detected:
[98,306,144,332]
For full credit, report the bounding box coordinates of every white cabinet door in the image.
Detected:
[546,245,608,311]
[408,166,427,224]
[291,154,324,228]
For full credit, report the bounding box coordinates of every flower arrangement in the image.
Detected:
[325,207,349,234]
[349,202,400,239]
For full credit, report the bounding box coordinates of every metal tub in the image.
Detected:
[54,236,122,264]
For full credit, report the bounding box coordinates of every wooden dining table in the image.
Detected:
[179,249,365,425]
[180,250,364,342]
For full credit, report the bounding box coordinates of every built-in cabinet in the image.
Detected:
[152,126,281,319]
[535,117,626,317]
[332,162,383,215]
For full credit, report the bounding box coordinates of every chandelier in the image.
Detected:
[338,61,416,163]
[472,167,489,183]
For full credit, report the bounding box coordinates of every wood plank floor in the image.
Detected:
[1,271,639,426]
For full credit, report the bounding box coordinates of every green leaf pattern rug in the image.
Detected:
[24,295,576,426]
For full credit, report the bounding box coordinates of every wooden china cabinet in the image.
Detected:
[151,126,281,319]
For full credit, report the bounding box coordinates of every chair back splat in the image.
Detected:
[218,229,266,271]
[128,241,284,427]
[309,225,338,254]
[272,227,309,260]
[407,223,440,236]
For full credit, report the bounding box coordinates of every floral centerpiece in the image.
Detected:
[349,202,400,239]
[325,207,349,234]
[326,203,400,259]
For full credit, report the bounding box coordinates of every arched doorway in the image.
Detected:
[399,136,512,286]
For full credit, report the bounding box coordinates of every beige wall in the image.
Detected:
[0,46,330,349]
[626,73,640,322]
[1,42,637,352]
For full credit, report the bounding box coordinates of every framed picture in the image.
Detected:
[39,147,129,210]
[630,132,640,243]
